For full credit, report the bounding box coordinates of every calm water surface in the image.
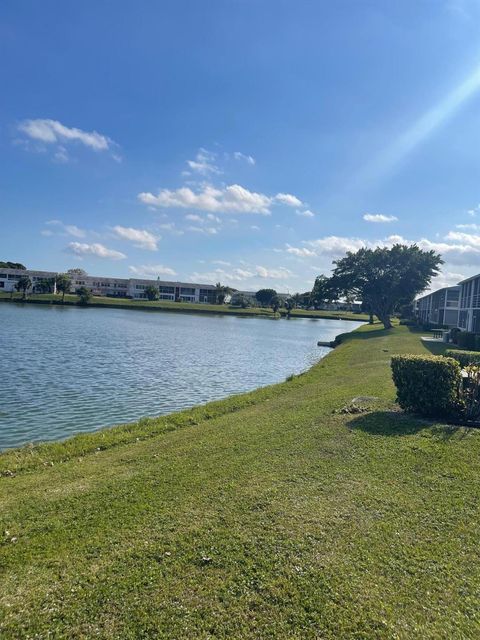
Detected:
[0,304,362,449]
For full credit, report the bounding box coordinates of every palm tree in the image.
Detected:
[55,274,72,303]
[284,297,295,316]
[271,295,281,316]
[145,284,159,301]
[15,275,32,300]
[215,282,234,305]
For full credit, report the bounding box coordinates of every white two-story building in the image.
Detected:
[416,285,460,328]
[0,268,58,293]
[0,268,218,303]
[458,274,480,333]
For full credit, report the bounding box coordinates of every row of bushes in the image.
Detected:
[455,331,480,350]
[445,349,480,368]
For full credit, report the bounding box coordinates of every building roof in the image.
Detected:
[416,285,460,301]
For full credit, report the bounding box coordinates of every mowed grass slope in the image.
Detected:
[0,291,368,321]
[1,325,480,639]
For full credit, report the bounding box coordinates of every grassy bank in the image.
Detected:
[1,325,480,638]
[0,291,368,321]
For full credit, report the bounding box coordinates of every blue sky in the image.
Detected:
[3,0,480,292]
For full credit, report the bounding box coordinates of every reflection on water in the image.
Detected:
[0,304,362,449]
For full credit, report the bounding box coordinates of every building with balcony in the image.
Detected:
[458,275,480,333]
[0,268,218,304]
[0,268,58,293]
[416,285,460,327]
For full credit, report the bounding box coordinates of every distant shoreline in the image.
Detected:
[0,293,368,322]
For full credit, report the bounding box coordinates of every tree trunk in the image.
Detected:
[369,312,374,324]
[379,314,392,329]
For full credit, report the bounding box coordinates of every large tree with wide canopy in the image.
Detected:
[328,244,443,329]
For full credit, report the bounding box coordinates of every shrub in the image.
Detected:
[462,366,480,421]
[457,331,477,350]
[76,286,92,306]
[449,327,461,345]
[391,354,463,418]
[445,349,480,368]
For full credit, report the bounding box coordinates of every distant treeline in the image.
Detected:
[0,261,26,270]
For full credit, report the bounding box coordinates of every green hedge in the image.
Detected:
[445,349,480,368]
[391,355,463,418]
[457,332,477,350]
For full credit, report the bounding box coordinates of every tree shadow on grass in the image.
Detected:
[347,410,471,440]
[339,327,395,343]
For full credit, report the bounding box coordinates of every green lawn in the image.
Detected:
[1,325,479,638]
[0,291,368,321]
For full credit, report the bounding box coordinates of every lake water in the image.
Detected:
[0,303,363,450]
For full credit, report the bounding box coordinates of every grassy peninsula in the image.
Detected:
[0,291,368,321]
[1,324,480,639]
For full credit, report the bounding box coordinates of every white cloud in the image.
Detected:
[445,230,480,247]
[363,213,398,223]
[429,270,466,290]
[296,209,315,218]
[467,203,480,216]
[185,214,203,222]
[275,193,303,207]
[18,119,115,153]
[129,264,177,277]
[45,220,86,238]
[293,230,480,268]
[155,222,184,235]
[256,266,292,279]
[251,225,260,231]
[306,236,368,255]
[189,263,293,286]
[285,244,316,257]
[456,223,480,230]
[212,260,231,266]
[112,226,159,251]
[190,268,253,283]
[66,242,126,260]
[233,151,256,165]
[186,226,218,235]
[139,183,273,215]
[185,148,221,176]
[53,146,69,163]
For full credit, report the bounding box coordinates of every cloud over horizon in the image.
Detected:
[129,264,177,277]
[363,213,398,223]
[139,183,303,216]
[66,242,126,260]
